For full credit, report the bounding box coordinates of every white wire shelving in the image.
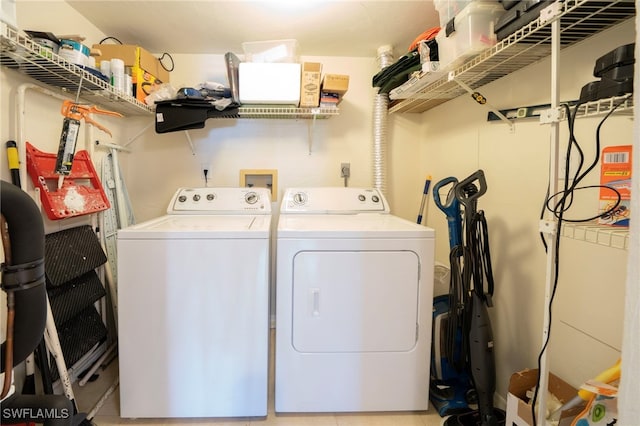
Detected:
[561,222,629,250]
[561,95,634,120]
[389,0,635,114]
[236,106,339,119]
[0,22,153,116]
[1,22,340,121]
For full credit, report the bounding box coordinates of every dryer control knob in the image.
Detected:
[245,191,259,204]
[358,194,366,202]
[193,194,201,201]
[178,195,187,203]
[293,192,307,205]
[372,195,380,203]
[207,193,215,201]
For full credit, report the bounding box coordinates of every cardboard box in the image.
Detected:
[321,74,349,97]
[93,44,171,102]
[299,62,322,108]
[506,369,581,426]
[239,62,301,105]
[598,145,632,226]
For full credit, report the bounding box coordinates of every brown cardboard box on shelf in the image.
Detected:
[299,62,322,108]
[321,74,349,103]
[506,369,584,426]
[93,44,170,102]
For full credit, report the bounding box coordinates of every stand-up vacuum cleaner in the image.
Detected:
[430,176,475,417]
[437,170,505,426]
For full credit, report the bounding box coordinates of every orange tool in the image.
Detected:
[60,100,123,136]
[55,101,123,184]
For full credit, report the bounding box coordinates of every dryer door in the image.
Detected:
[292,250,420,353]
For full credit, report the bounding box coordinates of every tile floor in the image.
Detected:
[75,332,446,426]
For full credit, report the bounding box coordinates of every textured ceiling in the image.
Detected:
[65,1,440,57]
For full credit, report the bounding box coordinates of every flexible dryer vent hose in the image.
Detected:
[0,180,48,372]
[372,45,394,197]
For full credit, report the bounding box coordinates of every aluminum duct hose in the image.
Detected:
[373,45,394,196]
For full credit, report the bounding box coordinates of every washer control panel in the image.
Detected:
[167,187,271,214]
[281,187,389,213]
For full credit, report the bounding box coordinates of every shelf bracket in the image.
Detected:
[539,107,562,124]
[123,122,153,148]
[184,130,196,155]
[449,73,515,133]
[308,113,318,155]
[539,1,563,25]
[539,219,557,235]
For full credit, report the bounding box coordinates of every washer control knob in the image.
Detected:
[206,193,215,201]
[372,195,380,203]
[193,194,201,202]
[178,195,187,203]
[293,192,307,205]
[358,194,366,202]
[245,191,259,204]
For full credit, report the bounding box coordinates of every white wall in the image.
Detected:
[401,18,635,401]
[124,54,379,222]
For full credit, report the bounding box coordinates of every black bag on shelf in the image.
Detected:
[155,99,239,133]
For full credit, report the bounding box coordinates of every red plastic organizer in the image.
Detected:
[26,142,110,220]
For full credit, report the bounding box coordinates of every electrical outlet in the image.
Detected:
[201,164,211,186]
[341,163,350,178]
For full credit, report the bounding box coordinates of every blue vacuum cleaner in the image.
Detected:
[443,170,505,426]
[430,177,475,417]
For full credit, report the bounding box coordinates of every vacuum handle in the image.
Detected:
[433,177,458,212]
[434,177,462,249]
[455,169,488,211]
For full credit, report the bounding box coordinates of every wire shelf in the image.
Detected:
[563,95,634,119]
[389,0,635,114]
[561,222,629,249]
[236,106,339,119]
[2,23,341,121]
[1,23,153,116]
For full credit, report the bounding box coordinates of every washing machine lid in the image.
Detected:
[278,213,433,239]
[118,214,271,239]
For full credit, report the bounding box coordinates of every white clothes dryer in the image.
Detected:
[275,187,435,413]
[117,187,271,418]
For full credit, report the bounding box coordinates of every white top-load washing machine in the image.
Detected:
[117,187,271,418]
[275,187,435,413]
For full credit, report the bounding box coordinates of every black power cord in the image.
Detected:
[532,94,630,425]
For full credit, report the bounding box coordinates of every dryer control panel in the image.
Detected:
[167,187,272,214]
[281,187,389,214]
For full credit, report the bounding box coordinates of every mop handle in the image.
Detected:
[416,175,431,224]
[6,141,21,188]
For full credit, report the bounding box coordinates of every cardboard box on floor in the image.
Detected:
[506,369,584,426]
[93,44,170,102]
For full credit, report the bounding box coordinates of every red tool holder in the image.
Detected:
[26,142,110,220]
